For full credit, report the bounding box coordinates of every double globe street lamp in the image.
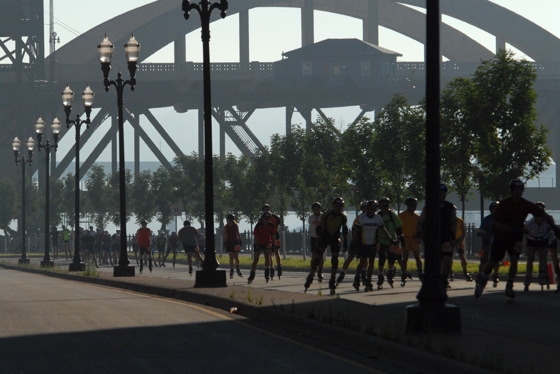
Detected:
[62,85,94,271]
[98,34,140,277]
[34,117,61,268]
[12,136,35,265]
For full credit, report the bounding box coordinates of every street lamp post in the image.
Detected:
[405,0,461,333]
[182,0,228,287]
[12,136,35,265]
[63,85,94,271]
[34,117,61,268]
[98,34,140,277]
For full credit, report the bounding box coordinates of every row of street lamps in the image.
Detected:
[13,1,227,282]
[12,34,139,273]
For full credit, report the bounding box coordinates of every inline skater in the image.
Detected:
[376,198,404,289]
[523,201,554,291]
[336,201,367,286]
[475,179,560,302]
[398,197,422,285]
[304,197,348,295]
[478,201,501,287]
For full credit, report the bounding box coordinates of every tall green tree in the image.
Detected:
[0,179,17,234]
[151,166,175,231]
[472,49,551,200]
[269,128,304,222]
[441,78,478,218]
[339,117,381,207]
[173,153,206,227]
[129,170,155,224]
[59,173,76,229]
[83,165,111,230]
[371,94,425,211]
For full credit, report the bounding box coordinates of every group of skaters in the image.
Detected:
[304,196,426,295]
[48,225,121,267]
[294,178,560,301]
[475,178,560,301]
[133,220,205,275]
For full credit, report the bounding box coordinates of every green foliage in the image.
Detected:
[371,95,426,210]
[0,179,16,230]
[83,165,111,230]
[0,49,551,230]
[443,49,551,201]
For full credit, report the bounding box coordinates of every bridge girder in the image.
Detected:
[2,0,560,184]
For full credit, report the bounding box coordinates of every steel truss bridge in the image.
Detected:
[2,0,560,204]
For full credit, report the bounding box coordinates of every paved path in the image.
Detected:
[2,255,559,374]
[0,268,379,374]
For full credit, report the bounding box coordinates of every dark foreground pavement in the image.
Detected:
[1,256,558,374]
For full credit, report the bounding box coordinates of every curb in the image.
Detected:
[0,262,500,374]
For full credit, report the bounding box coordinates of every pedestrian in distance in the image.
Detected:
[155,232,167,267]
[248,211,276,284]
[81,229,97,268]
[398,197,423,285]
[475,179,560,302]
[304,197,349,295]
[162,232,180,268]
[50,226,60,259]
[136,220,153,274]
[450,207,473,282]
[61,225,72,261]
[178,220,204,276]
[223,214,243,279]
[477,201,501,287]
[110,230,120,265]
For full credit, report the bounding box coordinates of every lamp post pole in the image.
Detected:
[98,34,140,277]
[34,117,61,268]
[405,0,461,333]
[12,137,35,265]
[182,0,228,287]
[63,85,94,271]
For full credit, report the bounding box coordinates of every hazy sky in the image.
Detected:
[45,0,560,162]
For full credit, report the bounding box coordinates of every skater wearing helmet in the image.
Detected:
[178,220,204,276]
[477,201,501,287]
[523,201,554,291]
[376,197,404,289]
[304,197,348,295]
[398,197,423,284]
[336,201,367,287]
[248,211,276,284]
[352,200,386,292]
[261,204,283,279]
[475,179,560,301]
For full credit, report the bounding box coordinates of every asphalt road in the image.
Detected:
[0,268,382,374]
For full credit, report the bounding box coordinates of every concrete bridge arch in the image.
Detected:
[4,0,560,186]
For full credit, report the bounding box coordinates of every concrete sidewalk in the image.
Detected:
[1,256,558,374]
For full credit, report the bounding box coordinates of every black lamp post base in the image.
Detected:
[113,265,135,277]
[40,260,54,268]
[405,302,461,333]
[18,258,30,265]
[194,269,227,288]
[69,262,86,272]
